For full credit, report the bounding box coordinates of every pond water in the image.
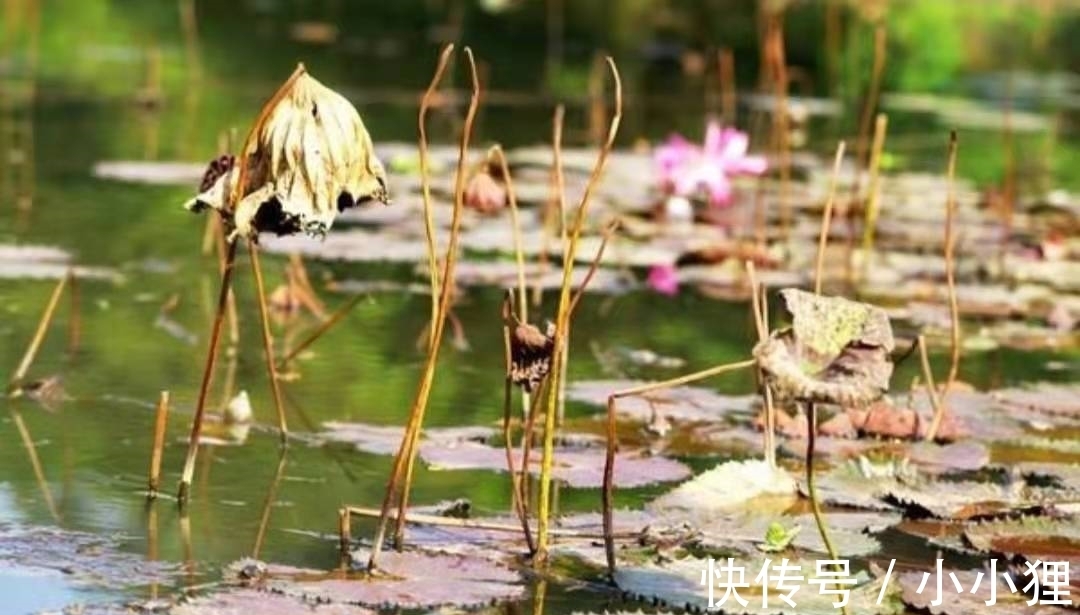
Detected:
[1,8,1079,608]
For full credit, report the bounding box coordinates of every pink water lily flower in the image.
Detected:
[654,121,768,206]
[647,264,679,296]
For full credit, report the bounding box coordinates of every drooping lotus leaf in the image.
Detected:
[185,66,388,239]
[614,554,903,614]
[897,569,1071,614]
[754,289,895,407]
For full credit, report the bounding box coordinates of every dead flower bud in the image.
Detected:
[509,321,556,393]
[464,168,506,214]
[184,65,388,240]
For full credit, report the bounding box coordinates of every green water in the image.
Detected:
[0,4,1078,612]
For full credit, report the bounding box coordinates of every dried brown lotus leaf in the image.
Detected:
[185,66,388,239]
[754,289,895,407]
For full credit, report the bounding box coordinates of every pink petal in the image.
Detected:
[729,154,768,176]
[702,121,724,155]
[647,265,679,296]
[704,172,733,206]
[719,129,749,160]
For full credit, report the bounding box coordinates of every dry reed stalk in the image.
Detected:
[8,272,68,392]
[146,391,170,499]
[919,335,949,442]
[768,17,793,241]
[419,45,456,351]
[943,131,961,391]
[532,105,566,308]
[489,145,528,323]
[248,239,288,440]
[814,141,847,295]
[537,58,622,563]
[178,238,238,502]
[745,261,776,468]
[368,47,480,567]
[602,359,757,574]
[854,25,886,172]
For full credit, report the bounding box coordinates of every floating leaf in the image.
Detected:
[92,160,206,185]
[695,510,892,558]
[568,380,757,423]
[754,289,895,407]
[993,384,1080,419]
[649,459,797,518]
[174,588,377,615]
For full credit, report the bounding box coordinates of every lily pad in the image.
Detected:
[174,589,377,615]
[897,569,1071,614]
[649,459,797,518]
[568,380,757,423]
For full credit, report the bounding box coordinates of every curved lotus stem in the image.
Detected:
[602,358,757,576]
[943,131,961,392]
[536,57,622,563]
[368,46,479,568]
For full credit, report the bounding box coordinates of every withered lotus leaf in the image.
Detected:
[185,65,388,239]
[754,288,895,407]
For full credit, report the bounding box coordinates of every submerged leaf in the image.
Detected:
[754,289,895,407]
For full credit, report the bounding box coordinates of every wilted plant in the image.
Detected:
[177,63,389,502]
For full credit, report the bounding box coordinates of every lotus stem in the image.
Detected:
[252,449,287,559]
[919,334,949,442]
[66,270,80,356]
[8,272,68,392]
[814,141,846,295]
[178,237,238,503]
[277,294,363,368]
[517,376,549,537]
[369,47,479,568]
[11,407,59,522]
[338,507,351,556]
[568,219,619,318]
[489,145,528,324]
[859,113,889,277]
[346,505,634,539]
[746,261,776,469]
[392,47,480,546]
[248,239,288,442]
[768,17,792,241]
[538,57,622,564]
[419,45,456,351]
[805,401,847,615]
[533,105,566,309]
[943,131,961,393]
[147,391,170,499]
[602,357,757,575]
[501,310,535,553]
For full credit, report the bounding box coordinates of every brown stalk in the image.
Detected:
[338,507,351,555]
[419,45,456,351]
[489,145,528,323]
[178,237,238,502]
[516,377,549,541]
[855,25,887,173]
[537,58,622,563]
[602,358,757,574]
[147,391,170,499]
[66,271,80,356]
[943,131,961,391]
[768,16,792,241]
[533,105,566,308]
[745,260,776,468]
[249,239,288,441]
[346,505,636,539]
[252,449,288,558]
[1000,70,1016,271]
[277,294,363,368]
[814,141,847,295]
[368,47,480,567]
[8,272,68,391]
[501,294,535,553]
[919,335,949,442]
[568,219,620,318]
